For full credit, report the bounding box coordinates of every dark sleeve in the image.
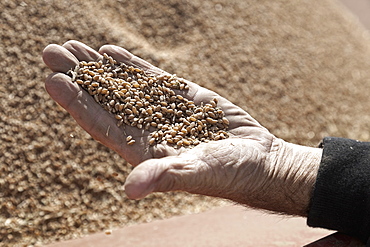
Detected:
[307,137,370,244]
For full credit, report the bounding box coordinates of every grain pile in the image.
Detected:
[69,54,229,148]
[2,0,370,246]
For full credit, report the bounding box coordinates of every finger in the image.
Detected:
[63,40,102,62]
[98,45,166,76]
[42,44,78,72]
[45,72,145,165]
[123,139,258,200]
[124,155,202,199]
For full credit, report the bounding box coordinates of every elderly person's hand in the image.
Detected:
[43,40,322,217]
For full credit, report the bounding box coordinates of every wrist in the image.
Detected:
[267,139,322,216]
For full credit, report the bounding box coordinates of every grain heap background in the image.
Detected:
[1,0,370,246]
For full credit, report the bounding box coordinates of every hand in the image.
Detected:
[43,40,322,216]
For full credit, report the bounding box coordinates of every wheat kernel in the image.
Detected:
[132,107,138,115]
[208,112,216,118]
[183,139,191,146]
[189,116,197,122]
[206,117,217,124]
[149,138,156,145]
[91,82,99,87]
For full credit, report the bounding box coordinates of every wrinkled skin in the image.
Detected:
[43,40,322,216]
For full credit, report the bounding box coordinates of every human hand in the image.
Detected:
[42,40,268,166]
[43,40,322,216]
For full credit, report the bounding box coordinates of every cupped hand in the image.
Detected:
[43,40,321,216]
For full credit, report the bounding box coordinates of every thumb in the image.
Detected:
[124,155,203,199]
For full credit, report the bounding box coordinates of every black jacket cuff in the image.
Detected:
[307,137,370,244]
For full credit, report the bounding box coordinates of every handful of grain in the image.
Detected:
[67,53,229,148]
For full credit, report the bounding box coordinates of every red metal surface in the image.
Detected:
[45,206,331,247]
